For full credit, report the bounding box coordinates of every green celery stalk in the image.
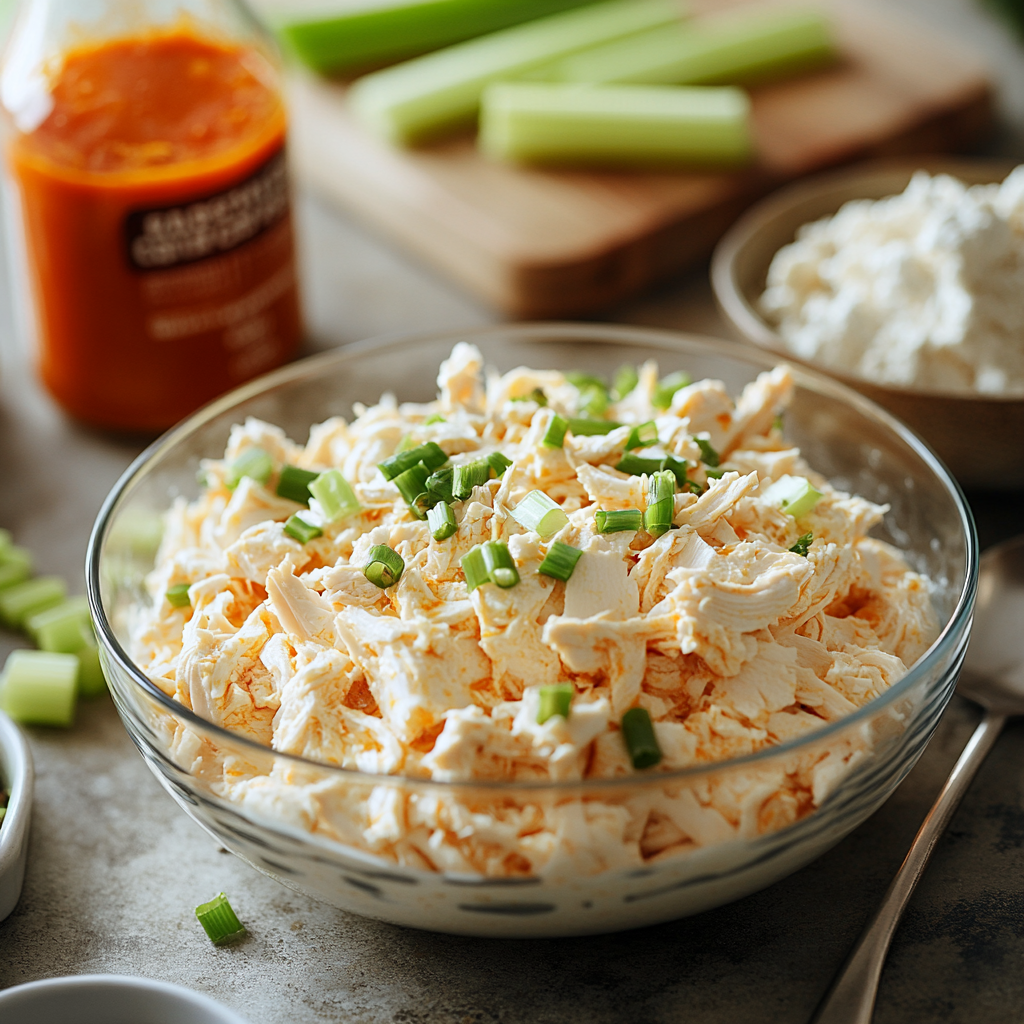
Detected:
[479,83,752,168]
[276,0,599,76]
[549,7,835,86]
[0,650,78,727]
[349,0,687,145]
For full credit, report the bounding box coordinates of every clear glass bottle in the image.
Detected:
[1,0,303,431]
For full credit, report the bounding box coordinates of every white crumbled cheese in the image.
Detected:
[760,167,1024,394]
[130,345,939,878]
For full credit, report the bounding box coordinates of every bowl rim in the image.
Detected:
[710,156,1024,404]
[85,321,978,793]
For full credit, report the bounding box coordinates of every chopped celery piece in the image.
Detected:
[105,508,164,558]
[278,0,596,76]
[0,547,32,591]
[537,683,574,723]
[76,632,108,698]
[349,0,685,145]
[0,650,77,727]
[480,83,752,168]
[309,470,360,523]
[510,491,569,538]
[0,576,66,628]
[762,475,823,518]
[166,583,192,608]
[0,529,11,555]
[551,7,835,86]
[26,596,91,652]
[195,892,246,946]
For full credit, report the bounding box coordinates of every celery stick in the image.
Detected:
[549,8,835,86]
[0,650,77,727]
[0,576,66,627]
[0,547,32,591]
[26,596,91,652]
[277,0,598,76]
[349,0,686,145]
[0,528,10,555]
[479,83,752,168]
[76,640,108,699]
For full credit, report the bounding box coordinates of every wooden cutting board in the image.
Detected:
[287,0,994,317]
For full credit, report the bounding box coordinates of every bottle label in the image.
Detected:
[125,149,289,271]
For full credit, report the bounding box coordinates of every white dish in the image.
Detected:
[0,975,252,1024]
[0,708,33,923]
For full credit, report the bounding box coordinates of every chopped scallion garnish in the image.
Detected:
[283,514,323,544]
[509,490,569,538]
[427,501,458,541]
[566,372,607,391]
[0,576,67,628]
[621,707,662,769]
[510,387,547,406]
[0,649,77,727]
[611,364,639,400]
[195,893,247,946]
[487,451,513,477]
[537,541,582,582]
[378,441,448,481]
[425,467,456,504]
[790,532,813,557]
[643,470,675,537]
[596,508,643,533]
[695,437,720,467]
[453,458,491,500]
[226,447,273,490]
[542,413,569,448]
[652,371,692,410]
[424,413,446,425]
[537,683,574,724]
[481,541,520,588]
[309,470,360,522]
[705,467,725,479]
[395,433,415,454]
[461,546,489,593]
[166,583,192,609]
[576,383,609,418]
[567,417,621,436]
[364,544,405,588]
[394,462,430,512]
[275,465,319,504]
[762,475,823,518]
[625,420,658,449]
[615,453,663,477]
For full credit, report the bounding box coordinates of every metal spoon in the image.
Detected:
[811,534,1024,1024]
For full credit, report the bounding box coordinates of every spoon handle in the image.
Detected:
[810,708,1007,1024]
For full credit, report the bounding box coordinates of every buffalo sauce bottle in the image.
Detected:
[1,0,302,431]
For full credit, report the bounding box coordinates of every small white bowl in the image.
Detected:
[0,975,252,1024]
[0,709,33,923]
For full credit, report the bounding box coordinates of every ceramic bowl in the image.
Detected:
[87,323,977,937]
[0,709,33,923]
[0,975,251,1024]
[710,158,1024,489]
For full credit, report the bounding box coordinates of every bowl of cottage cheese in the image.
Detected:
[86,323,976,936]
[711,159,1024,488]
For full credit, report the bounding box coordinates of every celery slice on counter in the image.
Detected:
[0,649,78,727]
[0,547,32,591]
[549,7,835,86]
[76,635,108,698]
[277,0,598,76]
[349,0,686,144]
[0,576,67,628]
[480,83,751,168]
[25,596,91,652]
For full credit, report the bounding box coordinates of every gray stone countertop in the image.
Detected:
[2,1,1024,1020]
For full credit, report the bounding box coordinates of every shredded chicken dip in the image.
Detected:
[131,344,938,876]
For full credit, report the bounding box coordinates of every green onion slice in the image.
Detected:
[615,452,663,477]
[309,470,360,522]
[364,544,405,588]
[643,470,675,537]
[276,465,319,504]
[283,514,323,544]
[510,490,570,538]
[453,458,491,500]
[225,447,273,490]
[566,371,607,391]
[425,467,456,504]
[511,386,547,406]
[652,371,692,410]
[695,437,720,467]
[481,541,520,588]
[567,417,621,436]
[195,893,247,946]
[612,364,639,401]
[542,413,569,448]
[625,420,658,449]
[537,683,574,724]
[705,467,725,479]
[596,508,643,533]
[424,413,446,425]
[621,707,662,769]
[790,532,813,557]
[461,546,489,593]
[763,475,823,518]
[487,451,513,478]
[537,541,582,582]
[378,441,448,481]
[166,583,192,609]
[394,463,430,509]
[576,383,609,418]
[427,501,458,541]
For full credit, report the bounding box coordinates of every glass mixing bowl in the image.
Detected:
[86,323,977,937]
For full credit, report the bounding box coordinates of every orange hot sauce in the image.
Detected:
[8,28,302,431]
